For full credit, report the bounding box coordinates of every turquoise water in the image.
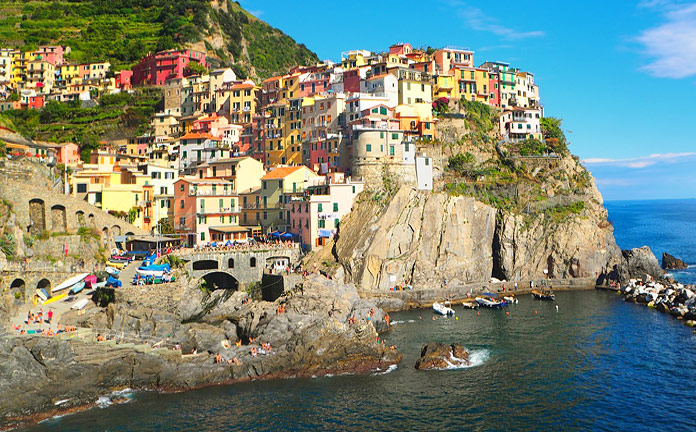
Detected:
[25,199,696,431]
[28,291,696,432]
[605,199,696,284]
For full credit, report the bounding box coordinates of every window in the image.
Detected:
[333,202,338,212]
[390,146,395,156]
[392,133,399,140]
[334,218,339,228]
[250,257,256,267]
[180,200,184,209]
[179,217,185,226]
[366,144,372,152]
[318,219,325,228]
[200,232,205,241]
[77,183,87,193]
[318,203,323,212]
[425,158,430,166]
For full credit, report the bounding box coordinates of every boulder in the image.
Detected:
[415,342,469,370]
[622,246,664,280]
[662,253,688,270]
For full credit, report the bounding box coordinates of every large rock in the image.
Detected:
[662,252,688,270]
[622,246,664,280]
[415,342,469,370]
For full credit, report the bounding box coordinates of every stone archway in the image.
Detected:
[76,210,85,226]
[88,213,95,227]
[51,204,67,232]
[29,198,46,234]
[111,225,122,236]
[201,272,238,291]
[125,232,134,237]
[10,278,26,302]
[37,278,51,296]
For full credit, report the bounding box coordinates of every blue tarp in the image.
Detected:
[318,229,333,238]
[138,263,171,273]
[224,241,232,246]
[211,242,218,247]
[482,292,497,297]
[106,275,122,288]
[269,231,281,239]
[279,232,294,240]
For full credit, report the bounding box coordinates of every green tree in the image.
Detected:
[540,117,568,154]
[184,60,208,76]
[448,152,477,177]
[156,217,175,234]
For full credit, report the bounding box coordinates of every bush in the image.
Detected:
[448,152,476,176]
[0,233,16,259]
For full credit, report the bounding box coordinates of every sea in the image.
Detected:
[25,199,696,432]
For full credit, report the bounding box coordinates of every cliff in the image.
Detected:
[332,113,627,291]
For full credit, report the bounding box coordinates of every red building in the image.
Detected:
[115,70,133,90]
[131,49,207,86]
[488,72,500,107]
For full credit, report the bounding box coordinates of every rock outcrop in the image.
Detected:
[622,247,665,280]
[335,184,623,292]
[415,342,469,370]
[662,252,688,270]
[0,274,401,427]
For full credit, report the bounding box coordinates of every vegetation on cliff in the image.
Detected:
[0,88,162,160]
[0,0,318,79]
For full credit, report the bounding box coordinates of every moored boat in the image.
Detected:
[476,294,507,309]
[531,289,556,301]
[433,301,455,315]
[53,273,89,293]
[69,281,86,295]
[462,300,479,309]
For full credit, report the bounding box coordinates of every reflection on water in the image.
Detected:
[26,291,696,432]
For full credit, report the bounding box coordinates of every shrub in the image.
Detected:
[0,233,16,259]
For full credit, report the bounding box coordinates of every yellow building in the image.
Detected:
[221,80,258,124]
[263,99,303,167]
[394,68,432,105]
[260,165,322,231]
[340,50,371,70]
[0,48,20,87]
[433,74,458,100]
[457,67,490,104]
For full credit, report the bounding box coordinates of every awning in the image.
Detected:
[318,229,333,238]
[209,226,250,233]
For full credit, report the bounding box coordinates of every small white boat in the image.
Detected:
[105,267,120,276]
[433,301,455,316]
[53,273,89,293]
[476,296,507,309]
[71,298,89,310]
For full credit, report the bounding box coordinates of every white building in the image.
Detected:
[415,153,433,191]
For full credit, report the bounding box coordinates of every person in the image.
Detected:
[514,282,518,291]
[384,313,390,327]
[47,309,53,324]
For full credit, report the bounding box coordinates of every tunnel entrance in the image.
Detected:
[201,272,239,291]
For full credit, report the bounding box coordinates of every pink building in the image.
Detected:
[297,71,331,97]
[488,72,500,107]
[55,142,80,165]
[389,43,413,56]
[132,49,207,86]
[342,69,362,94]
[115,70,133,90]
[36,46,64,66]
[192,114,229,137]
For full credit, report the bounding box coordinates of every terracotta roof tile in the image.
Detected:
[261,166,304,180]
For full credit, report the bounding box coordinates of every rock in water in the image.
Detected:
[415,342,469,370]
[622,246,664,280]
[662,252,688,270]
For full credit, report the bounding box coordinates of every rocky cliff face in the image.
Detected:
[334,152,625,291]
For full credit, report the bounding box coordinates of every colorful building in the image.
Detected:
[132,49,207,86]
[260,165,322,232]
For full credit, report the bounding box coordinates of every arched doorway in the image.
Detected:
[37,278,51,296]
[51,204,67,232]
[29,198,46,234]
[10,279,25,302]
[201,272,239,291]
[76,210,85,226]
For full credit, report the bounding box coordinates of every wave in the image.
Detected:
[389,319,416,326]
[440,349,490,370]
[373,364,398,375]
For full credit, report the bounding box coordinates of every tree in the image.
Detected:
[155,217,175,235]
[0,140,6,158]
[540,117,568,153]
[448,152,477,177]
[184,60,208,76]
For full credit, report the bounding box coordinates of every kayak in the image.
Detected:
[53,273,89,293]
[71,298,90,310]
[44,293,67,305]
[69,281,86,295]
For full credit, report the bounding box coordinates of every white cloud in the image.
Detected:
[582,152,696,168]
[441,0,544,40]
[635,2,696,78]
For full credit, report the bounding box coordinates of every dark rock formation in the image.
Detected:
[415,342,469,370]
[662,253,688,270]
[621,246,665,280]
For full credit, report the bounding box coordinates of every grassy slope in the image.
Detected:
[0,0,318,79]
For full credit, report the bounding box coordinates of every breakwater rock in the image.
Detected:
[0,274,401,428]
[662,252,688,270]
[621,279,696,322]
[415,342,470,370]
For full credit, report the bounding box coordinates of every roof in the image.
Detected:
[367,73,390,81]
[262,75,283,84]
[179,132,220,141]
[261,166,304,180]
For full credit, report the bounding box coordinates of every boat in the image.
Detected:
[136,263,171,278]
[433,301,455,315]
[476,294,508,309]
[53,273,89,293]
[107,260,128,269]
[44,293,67,305]
[36,289,48,302]
[503,295,518,303]
[105,267,120,276]
[531,289,556,301]
[71,298,89,310]
[69,281,85,295]
[461,300,479,309]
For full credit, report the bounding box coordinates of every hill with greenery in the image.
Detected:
[0,0,319,79]
[0,88,163,161]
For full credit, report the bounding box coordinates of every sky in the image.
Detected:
[238,0,696,200]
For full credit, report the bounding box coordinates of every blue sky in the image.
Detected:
[239,0,696,200]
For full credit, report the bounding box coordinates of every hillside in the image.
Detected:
[0,0,319,80]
